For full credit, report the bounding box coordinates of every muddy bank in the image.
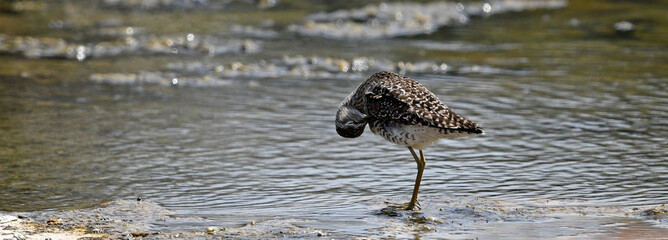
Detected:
[1,200,169,240]
[2,199,666,239]
[0,199,346,239]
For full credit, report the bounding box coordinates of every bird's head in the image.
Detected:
[335,103,367,138]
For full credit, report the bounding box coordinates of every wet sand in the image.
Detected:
[2,199,666,239]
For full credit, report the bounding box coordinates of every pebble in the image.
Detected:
[46,218,63,225]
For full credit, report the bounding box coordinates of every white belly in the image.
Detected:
[369,121,466,150]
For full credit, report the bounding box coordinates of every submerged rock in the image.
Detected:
[289,0,567,39]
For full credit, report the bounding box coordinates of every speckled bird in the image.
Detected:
[335,71,484,210]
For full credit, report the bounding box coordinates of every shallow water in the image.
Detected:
[1,0,667,238]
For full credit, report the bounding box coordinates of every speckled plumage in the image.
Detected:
[336,71,484,149]
[335,71,484,210]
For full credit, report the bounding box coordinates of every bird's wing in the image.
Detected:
[364,74,481,132]
[364,87,417,125]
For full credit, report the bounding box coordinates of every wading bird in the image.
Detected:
[335,71,484,210]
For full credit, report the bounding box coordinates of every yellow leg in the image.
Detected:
[406,147,426,210]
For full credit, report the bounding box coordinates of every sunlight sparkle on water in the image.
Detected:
[483,3,492,13]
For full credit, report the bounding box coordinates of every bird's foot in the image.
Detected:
[404,200,421,211]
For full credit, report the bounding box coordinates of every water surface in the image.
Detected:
[1,0,667,238]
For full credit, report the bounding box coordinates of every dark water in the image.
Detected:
[1,0,667,238]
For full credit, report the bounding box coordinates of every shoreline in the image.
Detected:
[2,199,666,239]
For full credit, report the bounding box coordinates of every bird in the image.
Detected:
[335,71,484,210]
